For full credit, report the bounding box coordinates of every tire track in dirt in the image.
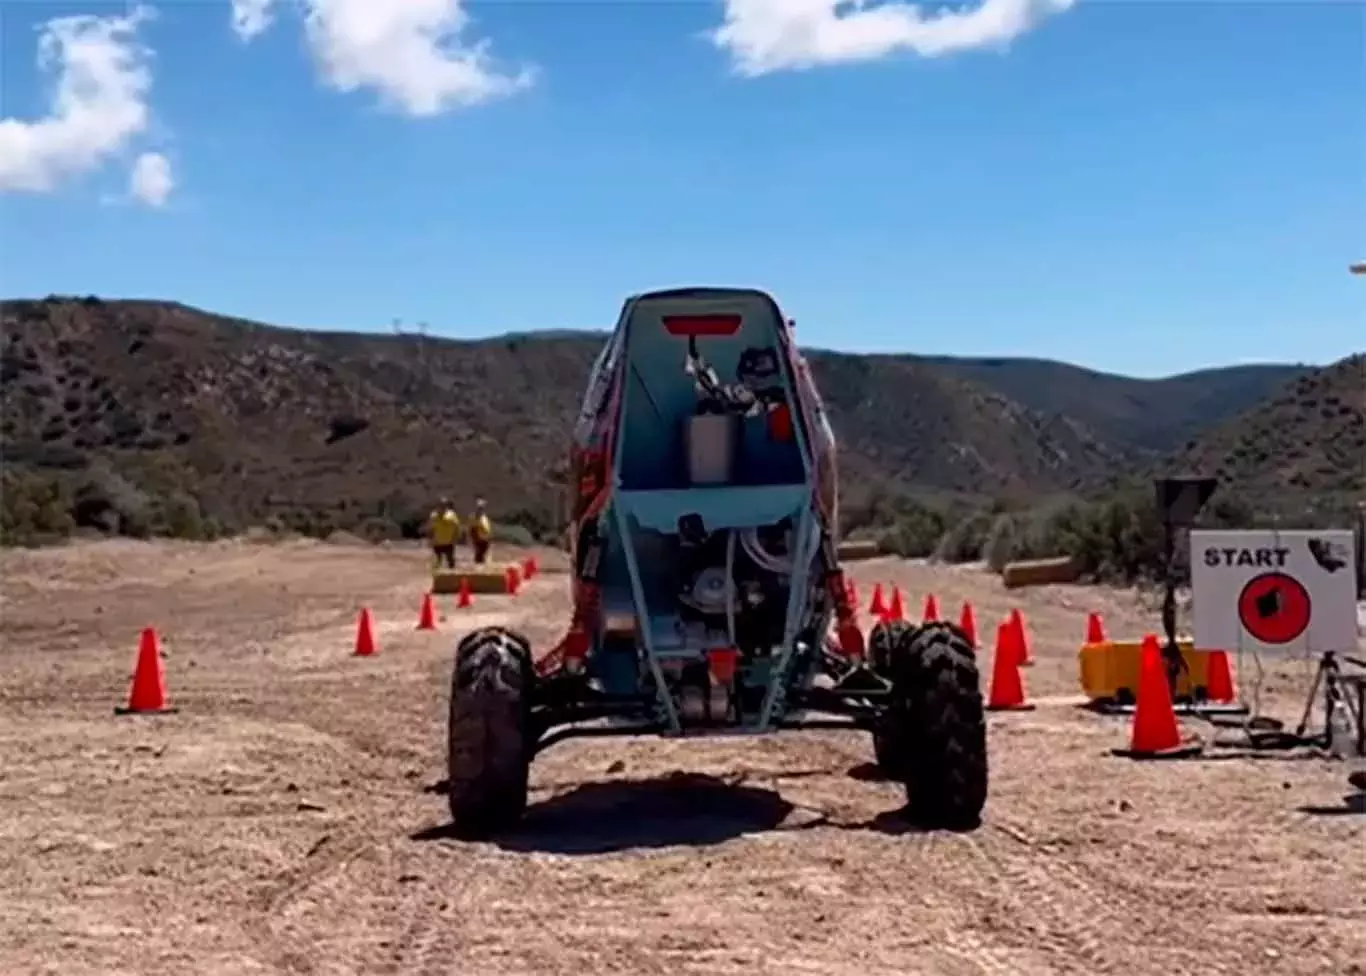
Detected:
[246,828,379,972]
[375,897,469,976]
[873,827,1022,976]
[958,816,1144,975]
[257,830,376,916]
[768,736,1030,976]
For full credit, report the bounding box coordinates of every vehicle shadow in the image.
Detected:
[412,769,961,852]
[1297,792,1366,817]
[414,771,795,854]
[845,761,889,782]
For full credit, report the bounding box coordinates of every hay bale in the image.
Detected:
[1001,555,1080,589]
[837,538,881,562]
[432,566,515,595]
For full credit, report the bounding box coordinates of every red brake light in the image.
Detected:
[662,314,742,337]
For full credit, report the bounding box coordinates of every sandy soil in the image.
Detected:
[0,539,1361,976]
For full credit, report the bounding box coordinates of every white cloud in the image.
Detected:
[231,0,277,40]
[232,0,535,116]
[129,151,173,207]
[0,5,158,193]
[710,0,1078,76]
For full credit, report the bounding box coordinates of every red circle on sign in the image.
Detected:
[1236,572,1311,645]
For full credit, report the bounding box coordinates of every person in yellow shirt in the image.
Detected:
[428,498,461,569]
[469,497,493,564]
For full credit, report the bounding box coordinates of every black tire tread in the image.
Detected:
[889,621,989,828]
[869,619,911,773]
[868,618,911,678]
[446,626,533,838]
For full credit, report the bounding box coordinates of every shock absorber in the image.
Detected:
[819,533,864,658]
[568,519,609,664]
[539,523,605,676]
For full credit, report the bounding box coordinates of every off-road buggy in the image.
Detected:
[446,287,987,837]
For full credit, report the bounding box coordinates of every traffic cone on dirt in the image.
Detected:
[117,627,174,715]
[416,592,437,631]
[887,586,905,622]
[457,577,473,609]
[922,593,940,623]
[958,601,978,648]
[1116,634,1190,757]
[1206,650,1236,703]
[869,583,887,619]
[524,555,538,579]
[354,608,377,657]
[987,621,1033,711]
[1008,608,1034,667]
[1085,611,1107,645]
[505,564,522,596]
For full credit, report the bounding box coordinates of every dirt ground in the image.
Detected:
[1,538,1362,976]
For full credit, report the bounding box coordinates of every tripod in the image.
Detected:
[1294,651,1366,754]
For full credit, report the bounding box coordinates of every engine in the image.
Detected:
[674,520,795,658]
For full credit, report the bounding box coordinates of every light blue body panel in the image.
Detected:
[592,287,834,733]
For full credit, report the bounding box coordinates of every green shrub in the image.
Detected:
[873,505,945,558]
[839,487,947,558]
[495,505,560,544]
[933,511,993,563]
[159,492,205,539]
[70,461,153,537]
[492,522,537,547]
[981,513,1017,572]
[358,516,399,542]
[0,471,74,545]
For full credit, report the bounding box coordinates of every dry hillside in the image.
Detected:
[0,298,1118,536]
[1173,353,1365,512]
[0,296,1351,543]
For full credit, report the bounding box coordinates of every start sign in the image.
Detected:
[1190,529,1359,657]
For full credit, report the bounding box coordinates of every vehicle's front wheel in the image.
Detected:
[446,626,534,839]
[883,621,988,828]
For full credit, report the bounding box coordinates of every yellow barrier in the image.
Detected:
[1078,638,1217,704]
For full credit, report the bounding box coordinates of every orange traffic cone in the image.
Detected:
[846,579,858,607]
[958,601,978,648]
[887,586,905,622]
[457,577,473,608]
[1206,650,1236,703]
[1085,611,1107,645]
[416,592,437,631]
[987,621,1033,711]
[354,608,377,657]
[117,627,175,714]
[525,555,539,579]
[505,565,522,595]
[1008,608,1034,666]
[1114,635,1201,758]
[869,583,887,619]
[922,593,940,623]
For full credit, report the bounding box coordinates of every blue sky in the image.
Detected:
[1,1,1362,378]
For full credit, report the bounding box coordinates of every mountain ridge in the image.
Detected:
[0,295,1349,542]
